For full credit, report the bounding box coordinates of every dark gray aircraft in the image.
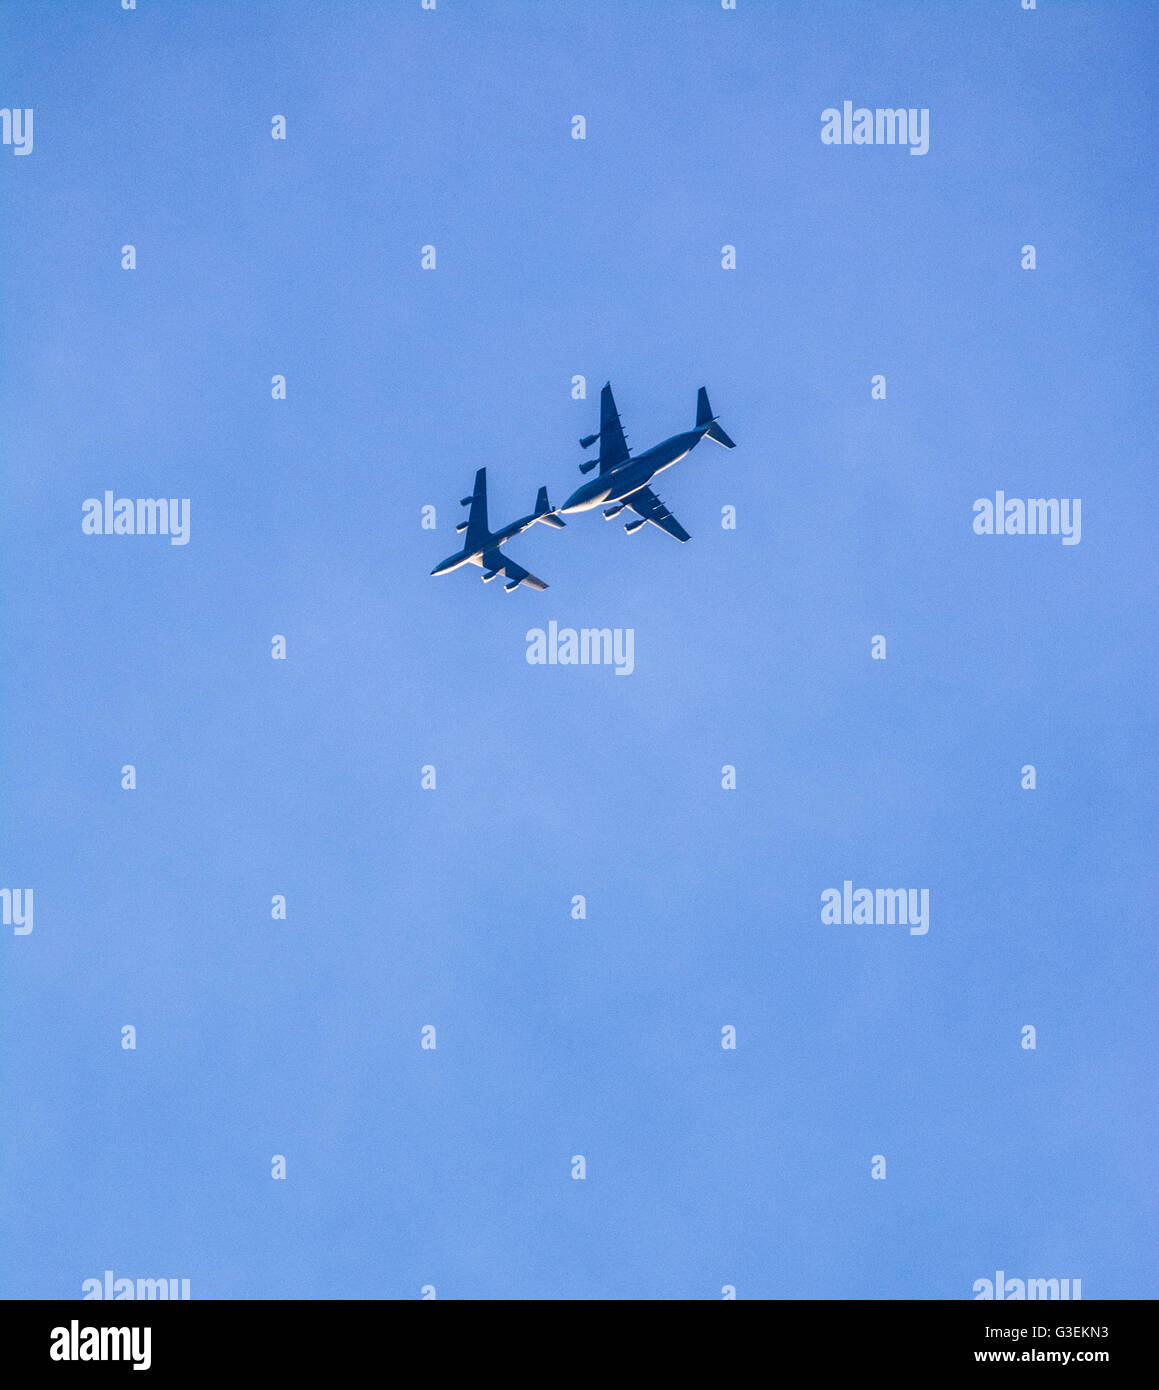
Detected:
[559,383,736,541]
[430,466,564,592]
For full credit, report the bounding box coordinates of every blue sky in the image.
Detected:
[2,0,1156,1299]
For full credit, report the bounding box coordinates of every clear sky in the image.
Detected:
[2,0,1156,1300]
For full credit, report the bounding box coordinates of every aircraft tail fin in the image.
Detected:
[534,485,566,528]
[696,387,736,448]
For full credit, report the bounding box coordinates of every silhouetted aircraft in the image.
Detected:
[430,467,564,592]
[560,384,735,541]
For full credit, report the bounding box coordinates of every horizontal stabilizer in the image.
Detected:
[534,484,566,528]
[705,419,736,449]
[697,387,736,448]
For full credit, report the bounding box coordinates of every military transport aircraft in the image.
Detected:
[559,384,735,541]
[430,466,564,592]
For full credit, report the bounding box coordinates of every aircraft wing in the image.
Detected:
[464,467,489,548]
[482,549,548,592]
[597,383,630,473]
[625,487,691,543]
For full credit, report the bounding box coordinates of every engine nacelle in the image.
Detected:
[603,504,626,520]
[580,432,599,449]
[624,518,647,534]
[455,521,469,533]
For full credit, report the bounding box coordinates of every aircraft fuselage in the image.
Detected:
[561,427,709,513]
[430,509,539,576]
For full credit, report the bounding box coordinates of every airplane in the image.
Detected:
[559,383,736,541]
[430,466,564,592]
